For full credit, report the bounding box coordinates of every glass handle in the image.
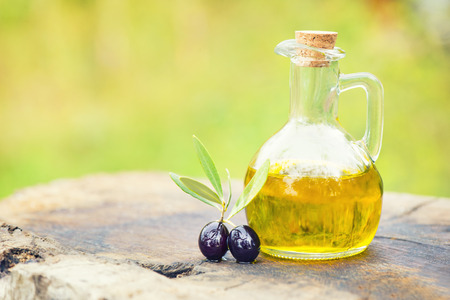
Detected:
[339,72,384,161]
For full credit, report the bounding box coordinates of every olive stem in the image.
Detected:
[223,219,237,228]
[219,202,226,223]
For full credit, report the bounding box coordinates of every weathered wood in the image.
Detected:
[0,172,449,299]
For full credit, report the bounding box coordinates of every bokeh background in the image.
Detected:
[0,0,449,198]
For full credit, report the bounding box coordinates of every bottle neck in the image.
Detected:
[289,61,339,123]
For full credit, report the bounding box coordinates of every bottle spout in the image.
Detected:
[275,31,346,67]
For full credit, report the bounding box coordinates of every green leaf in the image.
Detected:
[226,159,270,220]
[169,172,221,209]
[192,135,223,199]
[225,168,232,209]
[179,177,222,205]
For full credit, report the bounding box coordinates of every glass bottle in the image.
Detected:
[245,31,384,260]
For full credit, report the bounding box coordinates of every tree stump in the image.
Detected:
[0,172,449,299]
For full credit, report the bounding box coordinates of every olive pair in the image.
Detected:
[198,222,260,263]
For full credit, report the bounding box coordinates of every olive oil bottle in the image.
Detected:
[245,31,384,260]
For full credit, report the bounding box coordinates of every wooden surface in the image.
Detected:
[0,172,449,299]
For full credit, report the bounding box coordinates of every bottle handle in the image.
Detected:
[339,72,384,161]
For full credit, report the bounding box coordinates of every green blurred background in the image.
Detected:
[0,0,449,198]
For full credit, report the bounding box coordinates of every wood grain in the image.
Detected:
[0,172,449,299]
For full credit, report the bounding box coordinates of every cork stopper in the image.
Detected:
[295,30,338,67]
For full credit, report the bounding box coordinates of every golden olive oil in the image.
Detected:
[245,164,383,259]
